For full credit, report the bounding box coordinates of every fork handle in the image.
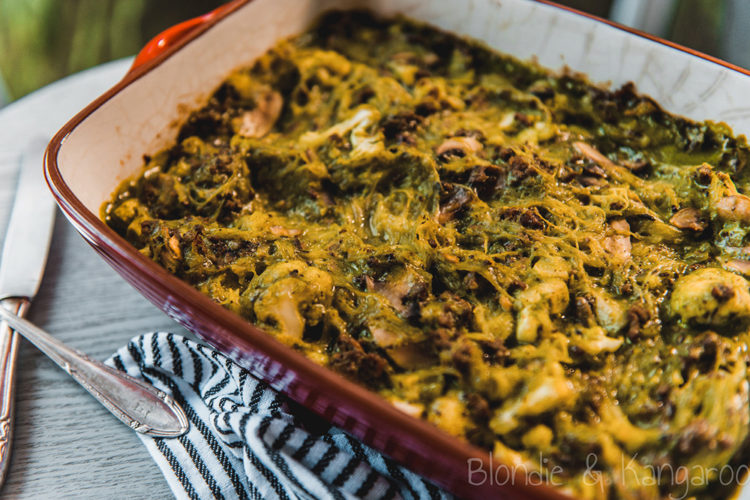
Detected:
[0,305,188,439]
[0,297,28,486]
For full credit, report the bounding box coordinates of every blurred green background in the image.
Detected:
[0,0,742,105]
[0,0,224,103]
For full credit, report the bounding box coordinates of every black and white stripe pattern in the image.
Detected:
[107,333,453,500]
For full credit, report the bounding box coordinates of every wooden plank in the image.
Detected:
[0,212,190,499]
[0,60,190,499]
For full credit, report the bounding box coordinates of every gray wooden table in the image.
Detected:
[0,59,188,499]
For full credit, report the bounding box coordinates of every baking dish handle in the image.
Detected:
[130,0,242,71]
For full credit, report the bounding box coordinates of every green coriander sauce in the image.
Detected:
[104,11,750,499]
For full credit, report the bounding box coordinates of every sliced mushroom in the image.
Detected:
[370,326,400,347]
[602,219,631,263]
[274,293,305,339]
[365,268,427,316]
[371,278,408,314]
[390,51,418,63]
[387,342,435,369]
[603,235,631,262]
[436,136,483,156]
[725,259,750,276]
[621,158,650,174]
[438,184,474,224]
[574,141,616,171]
[234,89,283,138]
[610,219,630,233]
[573,142,641,186]
[669,208,707,232]
[269,225,302,237]
[715,194,750,223]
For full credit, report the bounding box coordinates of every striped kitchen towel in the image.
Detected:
[107,332,452,500]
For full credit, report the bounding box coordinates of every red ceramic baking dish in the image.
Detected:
[45,1,750,498]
